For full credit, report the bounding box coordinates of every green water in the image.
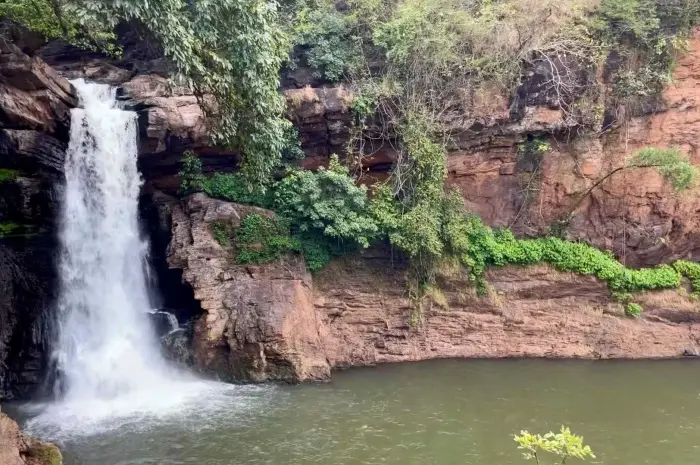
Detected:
[13,359,700,464]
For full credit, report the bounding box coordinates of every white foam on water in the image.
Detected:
[25,79,249,441]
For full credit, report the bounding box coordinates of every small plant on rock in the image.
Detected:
[625,302,643,318]
[178,151,204,195]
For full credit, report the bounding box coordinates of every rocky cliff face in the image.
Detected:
[162,195,700,382]
[0,40,75,399]
[285,29,700,269]
[166,193,330,382]
[3,25,700,391]
[316,255,700,366]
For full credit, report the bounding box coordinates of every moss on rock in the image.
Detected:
[26,442,63,465]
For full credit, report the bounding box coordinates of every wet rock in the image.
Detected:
[0,42,67,400]
[0,130,66,173]
[162,327,195,367]
[0,412,62,465]
[147,310,179,338]
[682,347,699,357]
[0,42,76,136]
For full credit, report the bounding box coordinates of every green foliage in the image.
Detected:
[629,147,698,190]
[514,426,595,464]
[611,290,633,303]
[592,0,700,101]
[274,155,378,247]
[282,125,306,162]
[518,138,551,156]
[673,259,700,295]
[0,168,20,182]
[214,213,335,271]
[596,0,660,42]
[211,221,234,247]
[202,172,273,208]
[296,233,333,271]
[286,0,362,81]
[473,226,682,293]
[178,151,204,195]
[5,0,289,185]
[373,0,470,73]
[234,214,301,264]
[0,222,36,238]
[370,118,449,284]
[0,0,118,53]
[625,302,643,317]
[25,443,63,465]
[200,154,375,272]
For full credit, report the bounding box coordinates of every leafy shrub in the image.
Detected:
[286,0,362,81]
[274,155,378,247]
[211,221,234,247]
[297,233,335,272]
[0,222,36,238]
[0,168,20,183]
[672,260,700,295]
[202,173,273,208]
[625,302,643,317]
[592,0,700,101]
[514,426,595,464]
[235,214,301,265]
[630,147,698,190]
[178,151,204,195]
[517,138,551,156]
[281,126,306,162]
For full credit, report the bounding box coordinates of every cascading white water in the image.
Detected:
[26,79,244,440]
[55,79,169,401]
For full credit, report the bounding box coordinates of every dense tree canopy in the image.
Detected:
[1,0,290,185]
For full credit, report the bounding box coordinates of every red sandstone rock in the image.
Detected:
[315,256,700,366]
[167,194,331,382]
[166,196,700,381]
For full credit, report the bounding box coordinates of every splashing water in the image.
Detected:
[25,79,248,440]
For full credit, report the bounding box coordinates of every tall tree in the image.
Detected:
[1,0,290,184]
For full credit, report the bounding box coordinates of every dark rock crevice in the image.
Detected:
[139,190,202,326]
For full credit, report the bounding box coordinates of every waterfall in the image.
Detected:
[26,80,240,440]
[54,79,169,401]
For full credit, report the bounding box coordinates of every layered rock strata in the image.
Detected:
[165,195,700,382]
[166,193,331,382]
[0,41,75,399]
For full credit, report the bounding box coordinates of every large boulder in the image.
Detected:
[0,412,62,465]
[166,193,330,382]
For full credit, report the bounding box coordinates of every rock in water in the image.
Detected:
[166,193,331,382]
[0,412,62,465]
[147,310,179,338]
[161,328,194,367]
